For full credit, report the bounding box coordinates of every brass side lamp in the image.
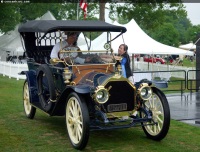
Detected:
[63,68,72,84]
[115,56,122,75]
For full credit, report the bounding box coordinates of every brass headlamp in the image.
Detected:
[137,83,152,100]
[93,86,109,104]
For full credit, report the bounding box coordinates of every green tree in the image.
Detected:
[186,25,200,44]
[19,3,63,22]
[151,23,180,47]
[160,7,192,44]
[0,3,65,33]
[0,3,99,33]
[0,4,21,33]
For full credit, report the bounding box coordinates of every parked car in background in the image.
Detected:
[164,56,174,64]
[144,55,166,64]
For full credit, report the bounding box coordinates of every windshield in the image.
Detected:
[56,31,119,65]
[58,47,115,65]
[31,30,125,65]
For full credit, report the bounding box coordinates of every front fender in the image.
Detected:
[71,85,91,94]
[151,86,167,99]
[58,85,91,103]
[52,85,91,116]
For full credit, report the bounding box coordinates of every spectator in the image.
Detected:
[115,44,134,83]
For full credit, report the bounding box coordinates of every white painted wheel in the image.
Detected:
[66,92,89,150]
[23,80,36,119]
[141,88,170,140]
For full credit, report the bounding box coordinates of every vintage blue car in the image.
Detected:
[18,20,170,150]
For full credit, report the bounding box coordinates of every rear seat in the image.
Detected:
[27,46,53,64]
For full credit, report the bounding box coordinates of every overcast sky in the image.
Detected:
[184,3,200,25]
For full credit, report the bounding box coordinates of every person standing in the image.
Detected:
[115,44,134,83]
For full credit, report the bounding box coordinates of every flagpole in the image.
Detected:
[77,2,79,20]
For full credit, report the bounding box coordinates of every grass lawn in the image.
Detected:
[0,74,200,152]
[182,58,196,67]
[166,58,196,67]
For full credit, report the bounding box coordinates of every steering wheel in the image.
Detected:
[85,54,104,64]
[58,46,80,64]
[58,46,79,58]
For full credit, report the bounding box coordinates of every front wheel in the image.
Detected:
[65,92,90,150]
[23,80,36,119]
[141,88,170,140]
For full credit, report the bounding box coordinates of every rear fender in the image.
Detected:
[23,70,39,103]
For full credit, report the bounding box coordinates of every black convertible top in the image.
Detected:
[18,20,127,33]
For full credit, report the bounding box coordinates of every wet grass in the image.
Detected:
[166,58,196,67]
[1,74,200,152]
[182,58,196,67]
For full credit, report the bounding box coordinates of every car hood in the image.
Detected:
[77,72,113,88]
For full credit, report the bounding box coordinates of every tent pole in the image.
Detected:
[167,54,169,71]
[131,53,134,71]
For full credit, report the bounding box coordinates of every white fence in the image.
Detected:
[134,61,196,80]
[0,61,196,81]
[0,61,28,80]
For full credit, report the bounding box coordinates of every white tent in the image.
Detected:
[37,11,56,20]
[179,42,196,50]
[80,19,193,56]
[0,25,22,60]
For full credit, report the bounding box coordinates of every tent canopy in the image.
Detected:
[80,19,193,56]
[179,42,196,50]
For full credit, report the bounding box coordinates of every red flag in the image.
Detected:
[80,0,88,19]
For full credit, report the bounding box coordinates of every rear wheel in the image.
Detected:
[65,92,89,150]
[23,80,36,119]
[141,88,170,140]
